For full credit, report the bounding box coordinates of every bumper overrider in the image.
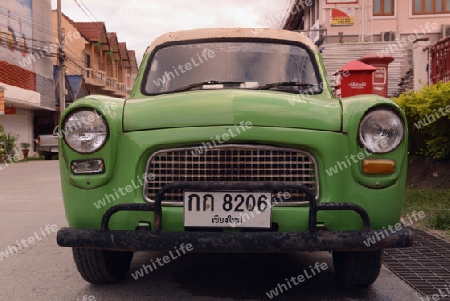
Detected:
[57,182,413,252]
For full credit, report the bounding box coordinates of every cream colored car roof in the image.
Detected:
[145,28,316,54]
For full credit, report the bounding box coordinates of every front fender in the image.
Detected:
[58,95,125,189]
[340,95,408,189]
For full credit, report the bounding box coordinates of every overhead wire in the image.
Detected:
[1,1,130,94]
[77,0,98,22]
[1,1,135,72]
[72,0,96,22]
[0,7,61,58]
[0,9,54,38]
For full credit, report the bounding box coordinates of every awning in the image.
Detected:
[5,96,56,111]
[0,82,55,111]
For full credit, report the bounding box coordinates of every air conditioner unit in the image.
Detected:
[381,31,396,42]
[441,24,450,39]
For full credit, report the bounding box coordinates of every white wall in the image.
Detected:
[0,108,34,157]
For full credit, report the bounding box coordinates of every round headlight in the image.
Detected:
[62,110,108,153]
[359,109,404,153]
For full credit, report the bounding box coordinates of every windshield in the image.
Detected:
[143,41,322,95]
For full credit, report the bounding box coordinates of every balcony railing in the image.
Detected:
[115,82,128,97]
[116,82,127,91]
[85,68,94,79]
[84,68,107,87]
[96,71,106,83]
[430,36,450,84]
[105,77,117,91]
[82,68,130,97]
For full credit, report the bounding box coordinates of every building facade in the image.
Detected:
[283,0,450,44]
[282,0,450,94]
[0,0,55,153]
[51,12,138,100]
[0,3,138,159]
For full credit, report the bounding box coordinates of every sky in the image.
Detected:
[51,0,292,63]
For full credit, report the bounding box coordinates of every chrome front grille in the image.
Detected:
[144,144,318,205]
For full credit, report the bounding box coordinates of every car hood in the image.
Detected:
[123,90,342,132]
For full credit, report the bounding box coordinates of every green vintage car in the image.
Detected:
[57,28,412,285]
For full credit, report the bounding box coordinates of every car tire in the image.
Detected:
[44,153,52,160]
[332,250,383,287]
[72,247,134,284]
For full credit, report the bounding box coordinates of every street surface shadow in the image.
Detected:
[126,251,378,300]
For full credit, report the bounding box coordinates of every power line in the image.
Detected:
[1,3,129,74]
[77,0,98,22]
[0,42,57,58]
[72,0,97,22]
[0,31,58,56]
[0,9,54,37]
[69,0,136,61]
[70,0,114,48]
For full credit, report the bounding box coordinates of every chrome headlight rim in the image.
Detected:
[358,107,405,154]
[62,109,109,154]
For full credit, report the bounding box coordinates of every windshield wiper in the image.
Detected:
[173,80,245,92]
[257,81,318,90]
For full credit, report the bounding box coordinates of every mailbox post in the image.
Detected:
[336,60,377,98]
[358,54,394,97]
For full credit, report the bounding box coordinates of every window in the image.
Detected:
[413,0,450,14]
[374,0,395,16]
[407,49,413,65]
[84,53,91,68]
[143,41,321,95]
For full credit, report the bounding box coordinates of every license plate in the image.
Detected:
[184,191,272,228]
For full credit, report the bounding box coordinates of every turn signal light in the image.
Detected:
[362,159,396,175]
[70,159,105,175]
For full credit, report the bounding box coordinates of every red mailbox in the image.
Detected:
[358,54,394,97]
[336,60,377,98]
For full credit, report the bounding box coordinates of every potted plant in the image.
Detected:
[4,132,18,159]
[20,142,31,159]
[0,145,4,162]
[0,124,19,162]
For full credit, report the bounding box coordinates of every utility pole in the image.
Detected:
[57,0,65,119]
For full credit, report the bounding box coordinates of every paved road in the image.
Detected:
[0,161,423,301]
